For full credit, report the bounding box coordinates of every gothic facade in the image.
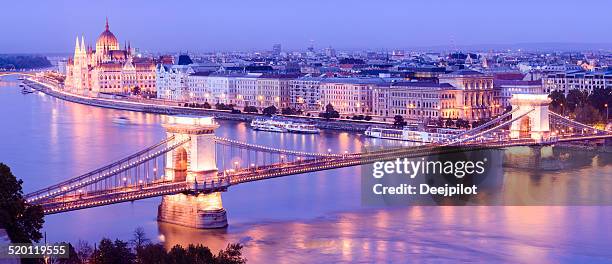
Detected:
[65,19,156,96]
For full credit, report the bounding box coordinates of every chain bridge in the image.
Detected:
[24,94,612,228]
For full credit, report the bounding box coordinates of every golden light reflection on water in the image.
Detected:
[500,206,566,263]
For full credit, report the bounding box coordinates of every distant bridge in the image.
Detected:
[0,72,40,78]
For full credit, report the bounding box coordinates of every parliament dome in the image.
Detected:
[95,18,119,51]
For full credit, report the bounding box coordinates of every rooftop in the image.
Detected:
[440,69,488,77]
[391,81,455,88]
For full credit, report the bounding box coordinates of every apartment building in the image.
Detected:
[373,82,461,121]
[542,70,612,95]
[319,78,384,115]
[289,76,322,112]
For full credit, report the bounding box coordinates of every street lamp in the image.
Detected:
[605,103,609,121]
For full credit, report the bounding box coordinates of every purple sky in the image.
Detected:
[2,0,611,53]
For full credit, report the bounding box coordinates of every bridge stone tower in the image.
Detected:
[158,116,228,229]
[509,94,552,142]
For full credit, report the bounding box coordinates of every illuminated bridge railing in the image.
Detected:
[42,181,192,214]
[26,136,190,204]
[41,176,234,215]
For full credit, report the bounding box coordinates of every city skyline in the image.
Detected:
[2,0,612,53]
[1,1,612,261]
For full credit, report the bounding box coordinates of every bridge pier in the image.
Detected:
[158,116,228,229]
[158,192,227,229]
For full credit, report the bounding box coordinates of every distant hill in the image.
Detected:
[0,55,52,70]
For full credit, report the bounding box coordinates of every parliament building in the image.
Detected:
[65,19,156,96]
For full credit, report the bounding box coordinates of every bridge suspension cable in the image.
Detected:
[445,108,535,146]
[448,107,520,140]
[548,111,609,135]
[26,136,190,203]
[214,137,350,158]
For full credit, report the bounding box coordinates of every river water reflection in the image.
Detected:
[1,77,611,263]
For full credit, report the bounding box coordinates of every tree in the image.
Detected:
[548,90,566,107]
[76,240,93,263]
[364,115,372,121]
[575,104,604,125]
[136,243,168,264]
[281,107,301,115]
[243,105,258,113]
[202,102,212,109]
[319,103,340,119]
[325,103,335,113]
[90,238,135,264]
[186,244,215,264]
[83,235,246,264]
[130,227,150,250]
[57,243,80,264]
[587,87,612,113]
[455,118,470,129]
[566,89,588,112]
[0,163,44,243]
[262,105,278,116]
[168,244,190,264]
[214,103,235,111]
[215,243,247,264]
[131,86,141,95]
[434,117,444,127]
[445,119,455,127]
[393,115,407,128]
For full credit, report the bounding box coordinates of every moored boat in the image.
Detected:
[250,119,287,133]
[284,122,320,134]
[251,119,320,134]
[365,125,462,143]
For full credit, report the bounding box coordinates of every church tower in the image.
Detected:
[72,36,83,92]
[69,35,90,94]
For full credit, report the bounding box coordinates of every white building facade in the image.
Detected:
[542,70,612,95]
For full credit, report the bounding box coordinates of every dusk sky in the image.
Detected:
[2,0,611,53]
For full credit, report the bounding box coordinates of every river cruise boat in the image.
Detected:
[251,119,320,134]
[284,122,320,134]
[365,125,462,143]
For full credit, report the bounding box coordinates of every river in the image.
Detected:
[1,76,611,263]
